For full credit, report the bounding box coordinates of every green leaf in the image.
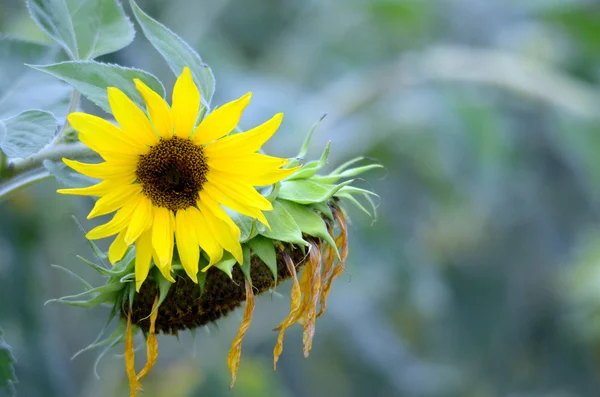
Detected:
[129,0,215,104]
[247,235,278,282]
[0,110,57,158]
[0,329,17,397]
[259,200,308,247]
[279,200,339,257]
[238,245,252,283]
[0,38,71,119]
[31,61,165,113]
[278,179,354,204]
[27,0,134,60]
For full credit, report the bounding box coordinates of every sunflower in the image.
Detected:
[59,67,298,291]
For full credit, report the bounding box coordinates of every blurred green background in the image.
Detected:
[3,0,600,396]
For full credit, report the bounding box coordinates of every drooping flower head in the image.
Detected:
[53,67,381,397]
[59,67,298,291]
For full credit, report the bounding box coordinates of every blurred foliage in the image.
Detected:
[2,0,600,396]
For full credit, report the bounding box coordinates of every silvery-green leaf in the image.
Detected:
[0,39,70,119]
[0,110,57,158]
[27,0,134,60]
[260,200,307,247]
[287,141,331,181]
[238,245,252,283]
[130,0,215,104]
[279,200,339,256]
[214,253,238,279]
[278,179,354,204]
[247,235,278,282]
[0,329,16,397]
[31,61,165,113]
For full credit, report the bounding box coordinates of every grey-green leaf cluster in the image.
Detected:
[0,329,17,397]
[1,0,217,164]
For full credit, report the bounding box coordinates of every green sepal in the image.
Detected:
[334,185,379,199]
[313,163,384,184]
[335,192,375,218]
[279,200,340,257]
[288,113,327,168]
[231,212,259,242]
[127,282,136,312]
[45,282,124,307]
[197,256,208,296]
[278,179,354,205]
[71,307,123,360]
[92,323,126,379]
[310,201,334,221]
[71,216,107,261]
[238,245,252,284]
[214,252,238,279]
[258,200,308,247]
[50,264,93,290]
[247,235,278,283]
[286,141,331,181]
[153,267,174,312]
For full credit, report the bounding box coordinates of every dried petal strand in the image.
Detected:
[228,280,255,389]
[318,207,348,318]
[136,295,159,380]
[302,243,322,358]
[317,222,337,318]
[126,313,142,397]
[273,252,303,370]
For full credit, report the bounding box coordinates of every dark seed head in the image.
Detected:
[136,137,208,211]
[127,244,310,334]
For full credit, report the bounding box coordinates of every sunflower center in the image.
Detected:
[136,137,208,211]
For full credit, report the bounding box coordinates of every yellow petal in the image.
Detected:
[135,229,153,291]
[192,92,252,145]
[107,87,159,146]
[207,153,289,173]
[134,79,173,139]
[125,195,154,244]
[87,184,142,219]
[108,230,128,265]
[57,176,135,197]
[205,172,272,211]
[198,198,243,264]
[175,209,200,282]
[152,249,176,283]
[68,112,148,155]
[171,67,200,139]
[63,158,136,180]
[198,190,241,238]
[204,113,283,156]
[86,195,141,240]
[214,167,300,187]
[186,206,223,268]
[151,207,174,268]
[203,182,269,227]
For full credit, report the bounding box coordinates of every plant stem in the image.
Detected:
[0,143,96,201]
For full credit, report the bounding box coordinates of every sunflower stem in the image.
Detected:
[0,143,96,201]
